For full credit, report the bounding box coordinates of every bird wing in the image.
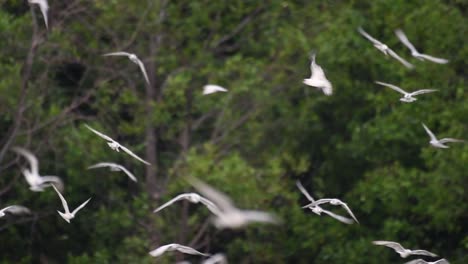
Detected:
[117,165,138,182]
[199,197,223,216]
[439,138,464,144]
[434,259,449,264]
[337,202,359,223]
[135,59,150,85]
[387,49,415,69]
[87,162,116,169]
[395,29,419,54]
[12,147,40,176]
[153,194,192,213]
[422,123,438,141]
[242,210,280,225]
[372,241,406,253]
[203,85,228,95]
[176,245,211,256]
[149,244,172,257]
[411,89,438,96]
[296,181,316,203]
[102,51,132,57]
[84,124,115,142]
[202,253,227,264]
[410,249,438,257]
[37,0,49,29]
[404,259,427,264]
[40,176,64,191]
[417,54,449,64]
[71,197,91,216]
[2,205,31,215]
[321,208,354,224]
[52,184,70,213]
[357,27,384,46]
[188,177,234,212]
[119,145,151,165]
[375,81,408,95]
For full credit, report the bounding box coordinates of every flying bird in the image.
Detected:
[84,124,151,165]
[375,81,437,103]
[395,29,449,64]
[303,198,359,224]
[358,27,414,69]
[153,193,220,214]
[372,241,438,258]
[88,162,137,182]
[422,123,464,149]
[11,147,64,192]
[203,85,228,95]
[103,52,150,85]
[149,243,210,258]
[203,253,228,264]
[0,205,31,218]
[52,185,91,223]
[405,259,449,264]
[303,53,333,96]
[296,181,355,224]
[28,0,49,29]
[188,177,280,229]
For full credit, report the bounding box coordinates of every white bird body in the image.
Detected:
[149,243,210,258]
[203,85,228,95]
[84,124,151,165]
[103,52,150,84]
[28,0,49,29]
[395,29,449,64]
[296,181,355,224]
[405,259,449,264]
[12,147,64,192]
[52,185,91,223]
[358,27,414,69]
[188,178,280,229]
[303,54,333,96]
[88,162,137,182]
[153,193,220,214]
[373,241,438,258]
[375,81,437,103]
[0,205,31,218]
[422,123,464,149]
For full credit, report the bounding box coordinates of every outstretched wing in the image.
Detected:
[387,49,415,69]
[149,244,173,257]
[117,165,138,182]
[2,205,31,215]
[321,208,354,224]
[202,253,228,264]
[40,176,64,192]
[411,89,438,96]
[296,181,316,203]
[395,29,418,54]
[410,249,438,257]
[375,81,408,95]
[357,27,384,46]
[422,123,438,141]
[52,184,69,213]
[417,54,449,64]
[38,0,49,29]
[439,138,464,144]
[135,59,150,85]
[153,194,192,213]
[84,124,115,142]
[12,147,39,175]
[87,162,115,169]
[102,51,132,57]
[199,197,223,215]
[338,202,359,224]
[404,259,427,264]
[176,245,211,256]
[119,145,151,165]
[188,177,234,212]
[372,241,406,254]
[71,197,92,216]
[242,210,280,225]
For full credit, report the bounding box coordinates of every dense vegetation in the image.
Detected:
[0,1,466,263]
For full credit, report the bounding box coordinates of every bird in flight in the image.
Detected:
[188,177,280,229]
[149,243,210,258]
[203,85,228,95]
[84,124,151,165]
[375,81,437,103]
[153,192,220,214]
[11,147,64,192]
[395,29,449,64]
[422,123,464,149]
[405,259,449,264]
[103,52,150,85]
[88,162,138,182]
[52,185,91,223]
[202,253,228,264]
[358,27,414,69]
[0,205,31,218]
[296,181,355,224]
[372,240,438,258]
[28,0,49,29]
[303,53,333,96]
[302,198,359,224]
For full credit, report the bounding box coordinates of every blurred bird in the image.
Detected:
[422,123,464,149]
[296,181,354,224]
[302,198,359,223]
[375,81,437,103]
[28,0,49,29]
[52,185,91,223]
[103,52,150,84]
[372,241,438,258]
[303,53,333,96]
[84,124,151,165]
[149,243,210,258]
[203,253,228,264]
[188,177,280,229]
[88,162,137,182]
[358,27,414,69]
[395,29,449,64]
[153,193,220,214]
[203,85,228,95]
[12,147,64,192]
[405,259,449,264]
[0,205,31,218]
